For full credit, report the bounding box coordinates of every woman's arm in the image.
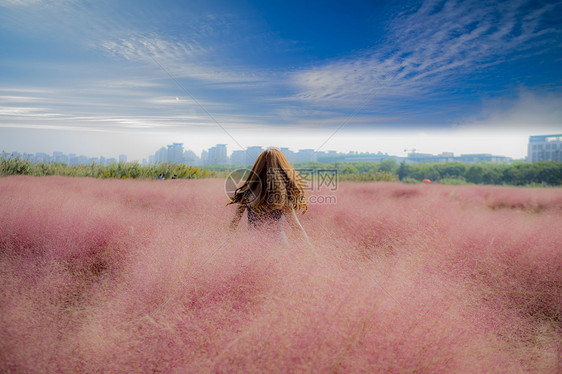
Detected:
[283,206,311,245]
[229,205,245,232]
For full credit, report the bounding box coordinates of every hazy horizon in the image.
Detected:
[1,0,561,160]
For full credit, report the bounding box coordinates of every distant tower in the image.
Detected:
[245,146,263,165]
[119,154,127,163]
[207,144,228,164]
[167,143,184,164]
[155,147,167,164]
[528,135,562,162]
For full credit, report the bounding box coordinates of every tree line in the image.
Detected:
[293,159,562,186]
[2,154,561,186]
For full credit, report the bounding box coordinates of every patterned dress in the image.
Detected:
[246,206,289,245]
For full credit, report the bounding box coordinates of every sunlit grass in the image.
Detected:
[0,176,560,372]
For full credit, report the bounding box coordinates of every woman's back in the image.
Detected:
[247,206,284,232]
[228,148,309,247]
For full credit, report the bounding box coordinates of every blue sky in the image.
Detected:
[1,0,561,160]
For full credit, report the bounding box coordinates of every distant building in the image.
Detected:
[528,134,562,162]
[36,152,50,162]
[70,154,89,165]
[207,144,228,164]
[155,147,167,164]
[119,154,127,163]
[183,150,200,166]
[344,155,387,162]
[457,154,511,163]
[403,152,510,164]
[245,146,263,165]
[167,143,184,164]
[53,151,67,163]
[295,149,317,163]
[230,150,246,165]
[280,147,296,163]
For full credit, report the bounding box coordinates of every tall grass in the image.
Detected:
[0,177,560,372]
[0,156,209,179]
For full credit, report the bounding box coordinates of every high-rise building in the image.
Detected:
[207,144,228,164]
[230,150,246,165]
[167,143,184,164]
[183,150,200,166]
[245,146,263,165]
[155,147,167,164]
[119,154,127,163]
[528,134,562,162]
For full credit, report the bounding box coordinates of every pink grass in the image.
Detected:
[0,176,560,372]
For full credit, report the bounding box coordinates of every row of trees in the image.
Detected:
[294,159,562,186]
[2,154,561,186]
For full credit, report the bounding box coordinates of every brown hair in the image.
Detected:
[227,148,307,213]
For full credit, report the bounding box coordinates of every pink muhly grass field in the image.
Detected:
[0,176,560,373]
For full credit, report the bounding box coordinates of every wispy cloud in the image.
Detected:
[99,33,272,86]
[101,35,204,63]
[0,0,43,7]
[456,88,562,130]
[0,106,60,117]
[0,95,42,103]
[292,0,562,107]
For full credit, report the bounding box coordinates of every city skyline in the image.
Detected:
[1,127,557,161]
[1,1,561,161]
[10,134,562,166]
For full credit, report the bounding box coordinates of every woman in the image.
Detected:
[227,148,310,246]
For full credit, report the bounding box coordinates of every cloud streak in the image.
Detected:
[292,0,562,108]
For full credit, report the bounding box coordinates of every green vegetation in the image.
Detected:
[0,156,210,179]
[397,161,562,186]
[2,154,561,186]
[292,160,562,186]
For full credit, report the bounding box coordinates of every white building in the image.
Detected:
[528,134,562,162]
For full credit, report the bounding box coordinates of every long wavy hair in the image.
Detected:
[227,148,307,214]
